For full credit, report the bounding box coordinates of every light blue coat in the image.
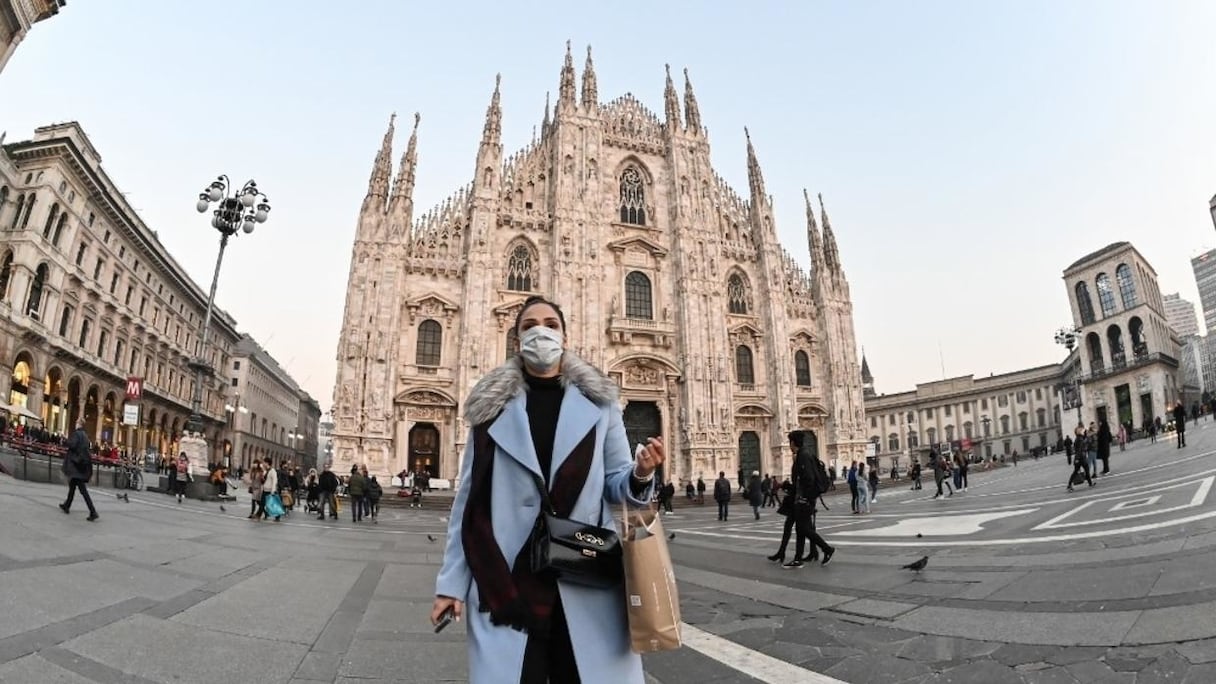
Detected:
[435,354,654,684]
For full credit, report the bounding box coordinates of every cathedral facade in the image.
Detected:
[330,45,868,485]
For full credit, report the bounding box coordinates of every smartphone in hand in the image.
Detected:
[434,606,455,634]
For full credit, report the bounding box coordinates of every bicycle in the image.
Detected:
[119,463,143,491]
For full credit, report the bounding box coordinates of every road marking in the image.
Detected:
[677,504,1216,547]
[681,622,846,684]
[901,449,1216,505]
[1110,496,1161,512]
[835,509,1037,537]
[1033,476,1214,530]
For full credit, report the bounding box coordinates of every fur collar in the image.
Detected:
[464,352,619,426]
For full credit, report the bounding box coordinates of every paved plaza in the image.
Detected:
[5,427,1216,683]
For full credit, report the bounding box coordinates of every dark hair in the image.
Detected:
[514,295,566,334]
[787,430,804,448]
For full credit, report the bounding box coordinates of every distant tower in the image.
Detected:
[861,352,875,398]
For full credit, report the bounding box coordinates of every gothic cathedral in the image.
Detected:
[330,44,868,484]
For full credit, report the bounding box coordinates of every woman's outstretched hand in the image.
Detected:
[634,436,666,479]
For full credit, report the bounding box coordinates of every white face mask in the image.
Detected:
[519,326,564,371]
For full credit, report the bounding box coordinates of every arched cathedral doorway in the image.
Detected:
[738,431,761,482]
[408,423,439,478]
[623,401,663,484]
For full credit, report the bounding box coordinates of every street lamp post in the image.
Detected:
[1055,325,1083,429]
[223,394,249,470]
[181,177,270,474]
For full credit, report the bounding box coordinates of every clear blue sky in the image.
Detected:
[3,1,1215,408]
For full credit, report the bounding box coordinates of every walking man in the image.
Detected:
[1173,401,1187,448]
[59,419,98,522]
[713,471,731,521]
[783,430,835,569]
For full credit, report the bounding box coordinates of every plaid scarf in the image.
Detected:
[463,422,596,633]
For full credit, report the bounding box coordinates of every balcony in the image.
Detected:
[1082,352,1177,383]
[608,315,675,348]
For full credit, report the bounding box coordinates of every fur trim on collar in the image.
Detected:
[463,352,619,426]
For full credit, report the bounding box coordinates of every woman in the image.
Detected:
[855,463,871,514]
[259,457,280,522]
[173,452,191,503]
[247,463,263,518]
[767,479,799,563]
[431,296,664,684]
[306,468,320,513]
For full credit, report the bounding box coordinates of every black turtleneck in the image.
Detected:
[525,372,564,484]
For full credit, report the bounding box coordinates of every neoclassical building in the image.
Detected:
[331,45,868,484]
[0,123,239,462]
[1064,242,1180,428]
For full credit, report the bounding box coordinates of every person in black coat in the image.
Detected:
[747,471,763,520]
[1173,402,1187,448]
[59,419,98,521]
[1097,418,1113,474]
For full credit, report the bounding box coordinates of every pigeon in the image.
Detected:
[219,505,227,512]
[427,535,437,543]
[902,556,929,572]
[667,532,676,540]
[116,493,129,503]
[916,533,923,538]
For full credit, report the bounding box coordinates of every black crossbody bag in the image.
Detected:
[528,474,623,589]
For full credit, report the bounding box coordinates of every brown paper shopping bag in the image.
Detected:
[620,505,682,653]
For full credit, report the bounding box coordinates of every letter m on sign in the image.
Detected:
[125,376,143,401]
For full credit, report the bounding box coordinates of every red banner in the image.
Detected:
[125,376,143,401]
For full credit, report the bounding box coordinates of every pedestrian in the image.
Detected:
[1068,430,1094,491]
[347,465,366,523]
[360,465,373,519]
[714,470,731,521]
[910,461,922,490]
[318,463,339,520]
[684,480,695,500]
[1064,435,1074,465]
[306,468,320,513]
[173,452,191,503]
[431,295,663,683]
[258,457,280,521]
[868,463,880,502]
[781,430,835,569]
[695,476,706,504]
[1085,424,1099,473]
[761,474,774,508]
[1117,422,1127,452]
[247,462,264,518]
[855,463,871,514]
[367,474,382,523]
[1097,418,1112,475]
[59,418,98,522]
[747,470,762,520]
[767,479,799,564]
[1173,402,1187,448]
[846,462,859,512]
[931,449,953,499]
[958,453,970,492]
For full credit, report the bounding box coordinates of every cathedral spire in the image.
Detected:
[361,113,396,216]
[557,40,576,113]
[483,73,502,145]
[388,112,420,226]
[542,91,551,135]
[804,188,824,274]
[683,67,702,134]
[581,45,598,110]
[744,127,766,201]
[819,193,841,274]
[663,64,682,132]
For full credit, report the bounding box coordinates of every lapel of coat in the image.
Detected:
[487,393,542,479]
[549,384,601,482]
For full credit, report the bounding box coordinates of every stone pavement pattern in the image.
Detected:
[3,425,1216,682]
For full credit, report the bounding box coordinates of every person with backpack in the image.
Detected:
[59,418,99,522]
[783,430,835,569]
[713,471,732,521]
